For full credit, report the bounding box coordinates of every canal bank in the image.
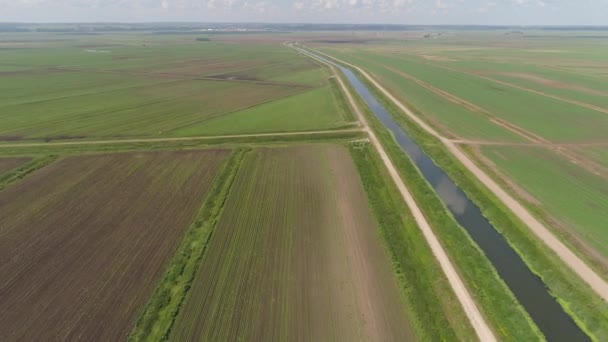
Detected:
[297,46,591,341]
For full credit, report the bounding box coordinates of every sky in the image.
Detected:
[1,0,608,25]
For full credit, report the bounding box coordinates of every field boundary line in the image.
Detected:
[129,149,247,341]
[424,63,608,116]
[312,48,608,303]
[449,140,608,147]
[50,66,315,89]
[0,129,363,148]
[379,64,546,143]
[159,85,320,134]
[378,63,608,177]
[0,155,57,191]
[295,44,497,342]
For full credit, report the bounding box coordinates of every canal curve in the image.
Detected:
[299,47,589,342]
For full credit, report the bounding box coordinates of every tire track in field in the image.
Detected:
[49,66,315,89]
[375,62,608,178]
[426,62,608,116]
[0,128,364,148]
[296,45,497,342]
[314,48,608,305]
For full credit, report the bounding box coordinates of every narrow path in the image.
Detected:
[450,139,608,147]
[313,48,608,303]
[380,64,546,143]
[378,63,608,177]
[298,45,497,342]
[50,66,313,89]
[427,63,608,116]
[0,129,362,149]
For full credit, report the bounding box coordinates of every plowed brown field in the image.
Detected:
[170,145,413,341]
[0,157,30,175]
[0,149,228,341]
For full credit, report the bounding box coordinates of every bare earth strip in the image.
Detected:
[298,46,497,342]
[0,129,363,148]
[0,150,228,341]
[171,146,413,341]
[315,49,608,303]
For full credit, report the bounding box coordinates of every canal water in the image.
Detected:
[299,48,589,341]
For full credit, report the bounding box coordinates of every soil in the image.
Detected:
[0,150,228,341]
[0,157,31,175]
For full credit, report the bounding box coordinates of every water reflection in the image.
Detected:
[435,177,468,215]
[298,47,590,342]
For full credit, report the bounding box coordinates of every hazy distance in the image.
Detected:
[2,0,608,26]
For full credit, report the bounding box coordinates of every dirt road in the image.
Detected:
[429,63,608,116]
[0,129,362,149]
[315,49,608,303]
[301,46,497,342]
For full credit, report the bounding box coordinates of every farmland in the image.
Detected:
[0,157,30,175]
[0,150,228,340]
[312,31,608,268]
[170,145,413,341]
[481,146,608,263]
[1,26,607,342]
[0,35,353,141]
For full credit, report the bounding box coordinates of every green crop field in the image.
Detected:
[0,34,353,141]
[482,145,608,259]
[317,48,608,143]
[581,147,608,169]
[1,26,606,342]
[312,31,608,273]
[170,145,413,341]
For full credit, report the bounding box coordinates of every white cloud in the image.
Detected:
[242,0,272,14]
[207,0,236,10]
[291,0,414,13]
[292,0,304,9]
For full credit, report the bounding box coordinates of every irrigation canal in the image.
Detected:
[299,47,589,342]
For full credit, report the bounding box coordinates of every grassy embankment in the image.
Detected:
[0,155,57,191]
[339,77,542,340]
[0,130,364,157]
[337,58,608,340]
[170,145,413,340]
[305,45,542,339]
[479,146,608,266]
[129,148,246,341]
[349,142,476,341]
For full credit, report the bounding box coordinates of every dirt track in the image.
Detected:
[301,46,497,342]
[316,49,608,304]
[0,129,363,149]
[378,63,608,178]
[430,64,608,115]
[48,66,315,88]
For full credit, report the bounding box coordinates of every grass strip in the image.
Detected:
[345,63,607,340]
[0,130,363,157]
[129,148,247,341]
[349,142,475,341]
[319,55,544,339]
[0,155,57,191]
[328,76,356,122]
[462,144,608,280]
